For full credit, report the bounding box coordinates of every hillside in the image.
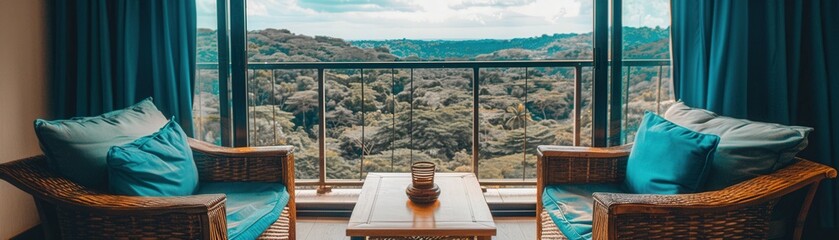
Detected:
[194,27,674,180]
[196,26,670,63]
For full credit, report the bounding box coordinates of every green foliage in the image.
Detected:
[193,27,674,180]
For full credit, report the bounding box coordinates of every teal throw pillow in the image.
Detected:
[625,112,720,194]
[107,120,199,196]
[664,102,813,190]
[34,97,168,189]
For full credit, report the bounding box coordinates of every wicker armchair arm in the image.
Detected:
[54,194,229,238]
[46,194,229,239]
[0,156,229,239]
[188,138,294,158]
[537,145,632,158]
[0,156,223,212]
[590,159,837,239]
[189,138,295,183]
[56,193,226,215]
[537,145,632,185]
[593,159,836,212]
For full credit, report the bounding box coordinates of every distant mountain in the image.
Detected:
[351,26,670,60]
[351,33,579,60]
[196,26,670,63]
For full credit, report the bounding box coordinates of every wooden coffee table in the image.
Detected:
[347,172,496,240]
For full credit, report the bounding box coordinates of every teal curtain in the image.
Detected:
[50,0,197,135]
[672,0,839,230]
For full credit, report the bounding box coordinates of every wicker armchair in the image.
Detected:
[536,145,836,240]
[0,138,296,240]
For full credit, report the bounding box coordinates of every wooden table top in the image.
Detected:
[346,172,496,237]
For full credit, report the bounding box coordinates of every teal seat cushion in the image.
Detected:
[197,182,290,240]
[625,112,720,194]
[664,102,812,190]
[34,98,168,189]
[542,184,628,240]
[107,120,199,196]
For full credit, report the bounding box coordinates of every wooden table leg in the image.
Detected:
[477,236,492,240]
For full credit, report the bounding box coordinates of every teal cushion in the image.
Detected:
[107,120,199,196]
[664,102,813,190]
[34,98,168,189]
[197,182,290,240]
[542,184,628,240]
[625,112,720,194]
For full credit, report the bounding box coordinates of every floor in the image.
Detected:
[296,217,537,240]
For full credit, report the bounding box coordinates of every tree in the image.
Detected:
[286,90,318,130]
[530,90,573,120]
[194,26,674,181]
[504,103,531,130]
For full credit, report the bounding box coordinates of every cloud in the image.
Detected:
[196,0,218,29]
[198,0,670,40]
[507,0,583,24]
[448,0,537,10]
[297,0,420,13]
[623,0,670,27]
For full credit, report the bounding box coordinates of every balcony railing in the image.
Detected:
[193,59,672,189]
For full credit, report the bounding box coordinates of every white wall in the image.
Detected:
[0,0,48,238]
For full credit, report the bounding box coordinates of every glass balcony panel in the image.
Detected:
[359,69,384,178]
[409,68,474,174]
[193,68,221,145]
[478,68,528,180]
[359,69,413,173]
[527,67,581,178]
[622,65,672,142]
[325,69,364,180]
[247,68,320,180]
[579,67,595,147]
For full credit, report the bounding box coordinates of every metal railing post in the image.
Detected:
[523,67,528,180]
[657,64,663,113]
[623,66,631,143]
[249,70,255,145]
[360,68,365,180]
[472,67,480,178]
[410,69,414,164]
[574,65,583,147]
[316,68,330,193]
[390,68,395,171]
[271,70,278,144]
[195,70,204,140]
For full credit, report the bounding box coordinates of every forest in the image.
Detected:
[192,27,674,180]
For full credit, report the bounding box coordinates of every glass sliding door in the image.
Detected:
[617,0,674,144]
[194,0,231,146]
[201,0,671,186]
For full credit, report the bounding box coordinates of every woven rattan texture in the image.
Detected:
[540,210,569,240]
[258,207,292,239]
[0,140,298,240]
[542,156,628,185]
[537,148,836,240]
[194,152,285,182]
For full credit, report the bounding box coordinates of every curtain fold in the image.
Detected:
[672,0,839,230]
[50,0,196,135]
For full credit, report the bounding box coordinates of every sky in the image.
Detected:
[197,0,670,40]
